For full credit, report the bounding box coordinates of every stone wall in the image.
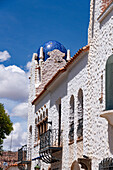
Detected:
[87,0,113,169]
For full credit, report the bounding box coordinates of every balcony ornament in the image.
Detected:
[66,49,71,61]
[45,121,52,125]
[99,157,113,169]
[100,110,113,126]
[39,47,44,65]
[39,150,61,164]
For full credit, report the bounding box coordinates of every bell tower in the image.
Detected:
[88,0,113,44]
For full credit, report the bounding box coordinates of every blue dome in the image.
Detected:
[37,40,67,61]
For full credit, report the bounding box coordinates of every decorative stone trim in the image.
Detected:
[37,116,48,125]
[77,136,83,143]
[32,45,89,105]
[68,140,74,145]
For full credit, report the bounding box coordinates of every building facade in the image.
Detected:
[27,0,113,169]
[0,151,18,169]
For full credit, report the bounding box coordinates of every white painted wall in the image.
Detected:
[27,0,113,169]
[87,0,113,169]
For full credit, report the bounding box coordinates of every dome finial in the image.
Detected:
[66,49,71,61]
[37,40,67,61]
[39,47,44,65]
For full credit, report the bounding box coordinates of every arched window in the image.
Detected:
[29,125,32,143]
[106,54,113,110]
[38,116,39,122]
[29,125,32,135]
[35,118,38,142]
[77,89,83,138]
[29,125,32,159]
[43,111,45,118]
[69,95,74,142]
[38,125,40,140]
[46,109,48,117]
[40,114,42,121]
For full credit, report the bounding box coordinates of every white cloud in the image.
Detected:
[26,61,31,71]
[3,122,27,151]
[11,102,28,119]
[5,65,25,73]
[0,59,30,151]
[0,64,28,101]
[0,98,19,114]
[0,51,11,62]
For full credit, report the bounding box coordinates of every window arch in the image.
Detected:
[106,54,113,110]
[35,118,38,142]
[69,95,74,142]
[38,116,39,122]
[40,114,42,121]
[46,109,48,117]
[28,125,32,159]
[43,111,45,118]
[35,118,37,124]
[29,125,32,134]
[77,89,83,138]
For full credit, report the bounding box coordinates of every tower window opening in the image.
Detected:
[69,95,74,143]
[77,89,83,139]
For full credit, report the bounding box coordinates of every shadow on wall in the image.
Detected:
[108,124,113,154]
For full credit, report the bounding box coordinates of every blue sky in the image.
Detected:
[0,0,90,150]
[0,0,90,68]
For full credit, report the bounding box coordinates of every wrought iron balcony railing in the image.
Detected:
[18,145,31,167]
[39,129,62,163]
[18,145,27,162]
[40,129,62,151]
[99,158,113,170]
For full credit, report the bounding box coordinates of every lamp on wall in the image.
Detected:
[45,121,52,125]
[83,155,89,159]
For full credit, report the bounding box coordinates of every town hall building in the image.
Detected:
[27,0,113,169]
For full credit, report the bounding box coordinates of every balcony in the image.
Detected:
[18,145,27,162]
[39,129,62,163]
[18,145,31,166]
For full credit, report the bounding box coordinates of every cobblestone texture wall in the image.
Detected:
[87,0,113,169]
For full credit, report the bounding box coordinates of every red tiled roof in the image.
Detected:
[32,45,89,104]
[101,0,113,14]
